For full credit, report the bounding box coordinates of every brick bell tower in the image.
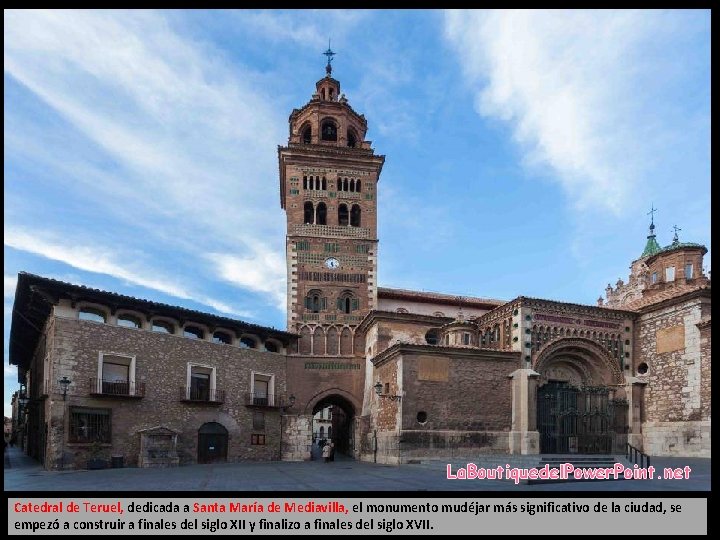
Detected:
[279,51,385,361]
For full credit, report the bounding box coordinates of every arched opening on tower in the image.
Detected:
[301,125,312,144]
[338,204,349,226]
[316,202,327,225]
[311,394,356,459]
[347,129,358,148]
[350,204,361,227]
[321,120,337,141]
[303,201,314,224]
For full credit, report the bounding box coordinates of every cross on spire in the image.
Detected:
[672,224,681,244]
[323,40,336,75]
[647,204,657,226]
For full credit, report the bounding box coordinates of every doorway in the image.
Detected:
[197,422,228,464]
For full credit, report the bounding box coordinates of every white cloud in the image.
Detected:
[4,10,291,317]
[443,9,692,213]
[4,226,253,318]
[4,365,17,377]
[4,275,17,299]
[207,250,286,311]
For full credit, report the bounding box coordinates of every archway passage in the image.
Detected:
[534,339,628,454]
[311,395,356,460]
[198,422,228,464]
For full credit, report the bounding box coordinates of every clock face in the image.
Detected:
[325,258,340,270]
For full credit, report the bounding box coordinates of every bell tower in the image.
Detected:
[278,51,385,357]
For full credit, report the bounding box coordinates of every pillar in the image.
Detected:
[508,368,541,454]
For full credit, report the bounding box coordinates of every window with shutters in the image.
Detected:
[324,243,339,253]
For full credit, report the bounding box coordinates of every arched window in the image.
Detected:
[305,289,325,313]
[315,177,320,190]
[321,120,337,141]
[322,177,327,190]
[264,340,280,353]
[152,320,174,334]
[356,180,362,192]
[240,336,258,349]
[425,329,440,345]
[304,201,314,224]
[350,204,361,227]
[212,331,232,345]
[302,125,311,144]
[350,179,356,192]
[347,129,357,148]
[337,291,358,314]
[303,176,307,190]
[316,202,327,225]
[117,313,141,329]
[338,204,349,226]
[343,178,348,192]
[183,325,204,339]
[79,307,106,323]
[319,426,325,439]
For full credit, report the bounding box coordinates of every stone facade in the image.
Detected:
[366,344,517,464]
[10,273,294,470]
[635,292,711,456]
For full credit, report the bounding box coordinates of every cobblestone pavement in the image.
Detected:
[4,447,710,492]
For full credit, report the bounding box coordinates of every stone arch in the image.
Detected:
[326,326,339,356]
[340,327,353,356]
[304,387,361,417]
[313,326,326,356]
[299,325,312,355]
[534,337,624,386]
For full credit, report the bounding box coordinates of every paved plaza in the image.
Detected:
[4,447,710,492]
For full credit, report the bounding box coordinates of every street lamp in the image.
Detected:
[374,381,402,402]
[58,376,71,401]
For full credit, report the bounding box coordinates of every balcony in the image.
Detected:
[244,393,286,409]
[89,379,145,399]
[180,387,225,405]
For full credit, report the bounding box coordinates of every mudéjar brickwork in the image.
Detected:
[9,57,710,469]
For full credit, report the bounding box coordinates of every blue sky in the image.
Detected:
[4,10,711,416]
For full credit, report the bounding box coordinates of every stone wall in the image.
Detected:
[45,316,287,470]
[636,296,711,456]
[281,414,312,461]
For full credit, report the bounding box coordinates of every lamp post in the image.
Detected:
[58,376,71,401]
[374,381,402,402]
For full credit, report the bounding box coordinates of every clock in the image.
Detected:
[324,258,340,270]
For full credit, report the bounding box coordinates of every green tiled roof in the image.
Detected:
[641,235,661,257]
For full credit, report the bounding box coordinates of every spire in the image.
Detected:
[641,204,661,257]
[671,225,681,245]
[323,40,335,76]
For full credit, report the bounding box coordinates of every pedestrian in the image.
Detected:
[322,441,331,463]
[329,440,335,462]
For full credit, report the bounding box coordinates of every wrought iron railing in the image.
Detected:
[90,378,145,397]
[626,443,651,469]
[181,387,225,403]
[244,392,285,408]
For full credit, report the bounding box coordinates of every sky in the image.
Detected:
[3,9,711,417]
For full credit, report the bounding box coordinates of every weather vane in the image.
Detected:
[323,39,336,75]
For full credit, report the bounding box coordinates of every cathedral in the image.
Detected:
[9,56,710,470]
